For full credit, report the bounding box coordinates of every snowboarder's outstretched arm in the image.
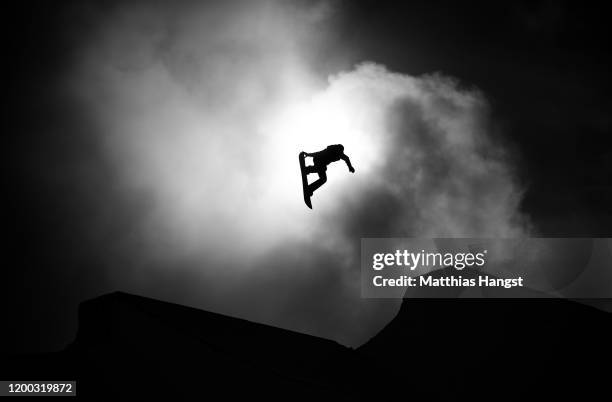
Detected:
[341,154,355,173]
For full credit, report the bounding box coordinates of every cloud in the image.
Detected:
[332,64,529,239]
[68,0,529,346]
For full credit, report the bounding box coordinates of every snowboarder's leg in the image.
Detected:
[305,156,323,174]
[307,169,327,196]
[305,165,318,174]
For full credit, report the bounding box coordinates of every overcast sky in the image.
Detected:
[6,0,611,352]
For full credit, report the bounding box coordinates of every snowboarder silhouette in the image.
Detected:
[299,144,355,208]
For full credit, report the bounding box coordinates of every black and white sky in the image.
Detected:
[5,0,612,352]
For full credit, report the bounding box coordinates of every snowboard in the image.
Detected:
[299,152,312,209]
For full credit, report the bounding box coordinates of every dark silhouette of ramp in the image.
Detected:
[3,291,611,401]
[4,292,374,401]
[359,295,612,401]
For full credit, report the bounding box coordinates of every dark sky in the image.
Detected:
[336,1,612,234]
[5,0,612,353]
